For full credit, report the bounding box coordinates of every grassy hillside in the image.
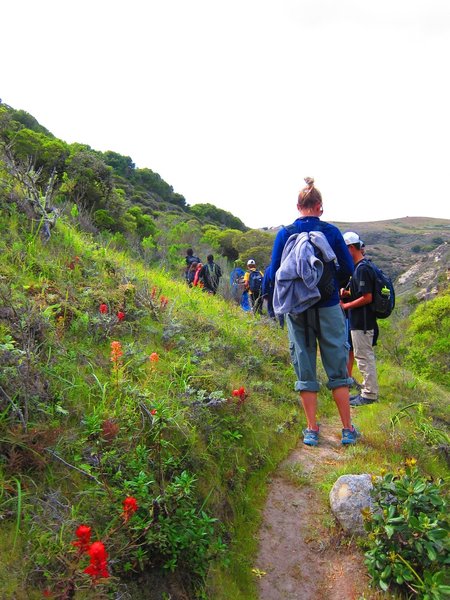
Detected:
[0,209,300,598]
[1,206,449,599]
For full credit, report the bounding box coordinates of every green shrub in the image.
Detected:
[403,290,450,388]
[364,461,450,599]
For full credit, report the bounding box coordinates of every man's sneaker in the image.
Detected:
[349,394,377,407]
[341,425,361,445]
[302,427,319,447]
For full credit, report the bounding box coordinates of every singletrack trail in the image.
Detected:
[255,423,379,600]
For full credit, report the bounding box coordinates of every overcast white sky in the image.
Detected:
[2,0,450,228]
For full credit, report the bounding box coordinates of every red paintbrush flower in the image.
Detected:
[149,352,159,363]
[232,387,247,403]
[117,311,125,321]
[122,496,138,522]
[99,303,108,314]
[84,541,109,580]
[72,524,91,552]
[110,341,123,362]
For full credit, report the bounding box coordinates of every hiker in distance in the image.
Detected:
[184,248,201,284]
[192,261,203,288]
[270,177,359,446]
[244,259,264,314]
[340,232,379,406]
[199,254,223,295]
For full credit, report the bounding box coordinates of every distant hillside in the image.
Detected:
[266,217,450,297]
[331,216,450,295]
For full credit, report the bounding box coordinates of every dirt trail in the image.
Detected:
[256,424,375,600]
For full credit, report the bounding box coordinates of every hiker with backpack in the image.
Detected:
[340,231,394,406]
[186,261,199,287]
[244,259,264,314]
[199,254,223,294]
[185,249,201,284]
[192,262,204,288]
[341,240,378,392]
[270,177,358,447]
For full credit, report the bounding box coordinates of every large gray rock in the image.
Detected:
[329,474,373,534]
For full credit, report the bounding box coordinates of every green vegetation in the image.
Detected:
[0,205,298,598]
[0,101,276,270]
[0,101,449,599]
[364,461,449,599]
[402,289,450,387]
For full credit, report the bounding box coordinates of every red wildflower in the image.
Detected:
[151,286,157,299]
[99,303,108,314]
[110,341,123,363]
[72,524,91,552]
[117,311,125,321]
[150,409,157,415]
[149,352,159,363]
[160,295,168,308]
[232,387,247,403]
[122,496,138,522]
[84,541,109,580]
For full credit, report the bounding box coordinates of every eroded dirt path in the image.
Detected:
[256,424,375,600]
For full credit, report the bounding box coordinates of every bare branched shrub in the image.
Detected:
[1,143,59,240]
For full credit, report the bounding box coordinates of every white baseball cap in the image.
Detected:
[247,259,256,266]
[343,231,364,246]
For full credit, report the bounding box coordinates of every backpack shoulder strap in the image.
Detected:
[354,258,369,273]
[283,223,298,236]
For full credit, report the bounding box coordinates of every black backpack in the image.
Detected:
[356,259,395,319]
[248,270,263,293]
[284,223,336,304]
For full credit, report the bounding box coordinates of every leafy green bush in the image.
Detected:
[364,461,450,599]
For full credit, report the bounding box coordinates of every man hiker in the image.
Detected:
[340,231,379,406]
[199,254,223,294]
[244,259,264,314]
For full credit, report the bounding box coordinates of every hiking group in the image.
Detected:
[182,178,394,448]
[267,177,394,447]
[185,249,223,295]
